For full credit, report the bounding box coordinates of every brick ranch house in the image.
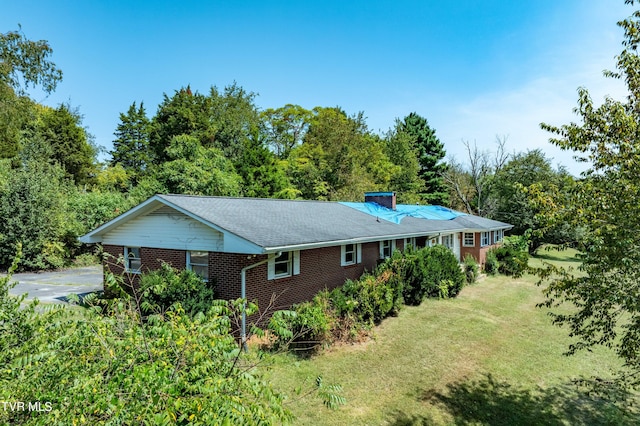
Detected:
[80,192,511,316]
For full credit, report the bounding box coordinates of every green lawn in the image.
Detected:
[264,248,638,425]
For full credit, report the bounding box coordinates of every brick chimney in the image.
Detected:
[365,191,396,210]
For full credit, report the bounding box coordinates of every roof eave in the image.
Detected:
[263,230,457,253]
[79,195,165,243]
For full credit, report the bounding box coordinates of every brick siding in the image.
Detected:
[104,235,500,318]
[459,232,500,266]
[102,242,387,316]
[213,243,382,316]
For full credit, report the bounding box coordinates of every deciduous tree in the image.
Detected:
[0,155,73,270]
[538,0,640,389]
[492,150,577,253]
[0,27,62,159]
[154,134,241,196]
[442,138,508,215]
[261,104,313,158]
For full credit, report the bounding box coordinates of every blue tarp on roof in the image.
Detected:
[339,202,466,224]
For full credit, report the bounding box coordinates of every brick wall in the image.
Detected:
[102,241,395,316]
[214,242,382,316]
[141,247,186,271]
[459,232,501,266]
[103,245,186,275]
[103,244,125,276]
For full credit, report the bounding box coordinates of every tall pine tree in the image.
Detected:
[110,101,151,182]
[398,113,448,205]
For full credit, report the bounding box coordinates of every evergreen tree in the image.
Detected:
[110,101,151,182]
[384,127,423,203]
[149,86,214,164]
[235,132,297,198]
[398,113,448,205]
[35,104,96,185]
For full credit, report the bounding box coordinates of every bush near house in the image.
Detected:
[484,249,499,275]
[138,262,218,317]
[489,235,530,278]
[387,245,465,304]
[269,245,465,353]
[463,254,480,284]
[0,254,292,425]
[481,235,530,277]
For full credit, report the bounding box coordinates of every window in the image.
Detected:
[125,247,141,273]
[481,231,490,247]
[341,243,361,266]
[441,234,454,250]
[274,252,291,277]
[379,240,395,259]
[404,237,416,250]
[187,251,209,282]
[494,229,504,243]
[268,251,300,280]
[463,233,475,247]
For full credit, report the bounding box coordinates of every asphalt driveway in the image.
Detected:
[6,266,103,303]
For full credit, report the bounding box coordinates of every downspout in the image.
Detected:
[240,252,281,352]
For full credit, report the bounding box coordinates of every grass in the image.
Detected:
[263,248,638,425]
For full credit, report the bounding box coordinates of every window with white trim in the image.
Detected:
[274,252,292,277]
[268,251,300,280]
[494,229,504,243]
[404,237,416,251]
[187,251,209,282]
[341,243,361,266]
[463,233,475,247]
[481,231,490,247]
[125,247,141,273]
[441,234,454,250]
[379,240,396,259]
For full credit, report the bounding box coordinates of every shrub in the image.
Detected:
[389,245,465,304]
[1,267,292,424]
[138,262,217,317]
[494,243,529,278]
[269,244,466,354]
[420,245,466,299]
[269,294,332,353]
[330,270,402,327]
[463,254,480,284]
[484,249,499,275]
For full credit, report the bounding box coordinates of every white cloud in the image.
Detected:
[436,31,628,176]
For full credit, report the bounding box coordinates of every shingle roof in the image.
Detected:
[157,194,467,249]
[81,194,513,251]
[451,214,512,231]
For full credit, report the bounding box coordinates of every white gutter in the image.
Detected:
[262,231,453,254]
[240,252,281,352]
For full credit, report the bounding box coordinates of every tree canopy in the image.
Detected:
[397,113,448,205]
[538,0,640,389]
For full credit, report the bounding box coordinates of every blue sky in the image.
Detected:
[1,0,633,174]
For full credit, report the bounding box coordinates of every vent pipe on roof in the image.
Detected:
[365,191,396,210]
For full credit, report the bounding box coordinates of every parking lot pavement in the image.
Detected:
[5,266,103,303]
